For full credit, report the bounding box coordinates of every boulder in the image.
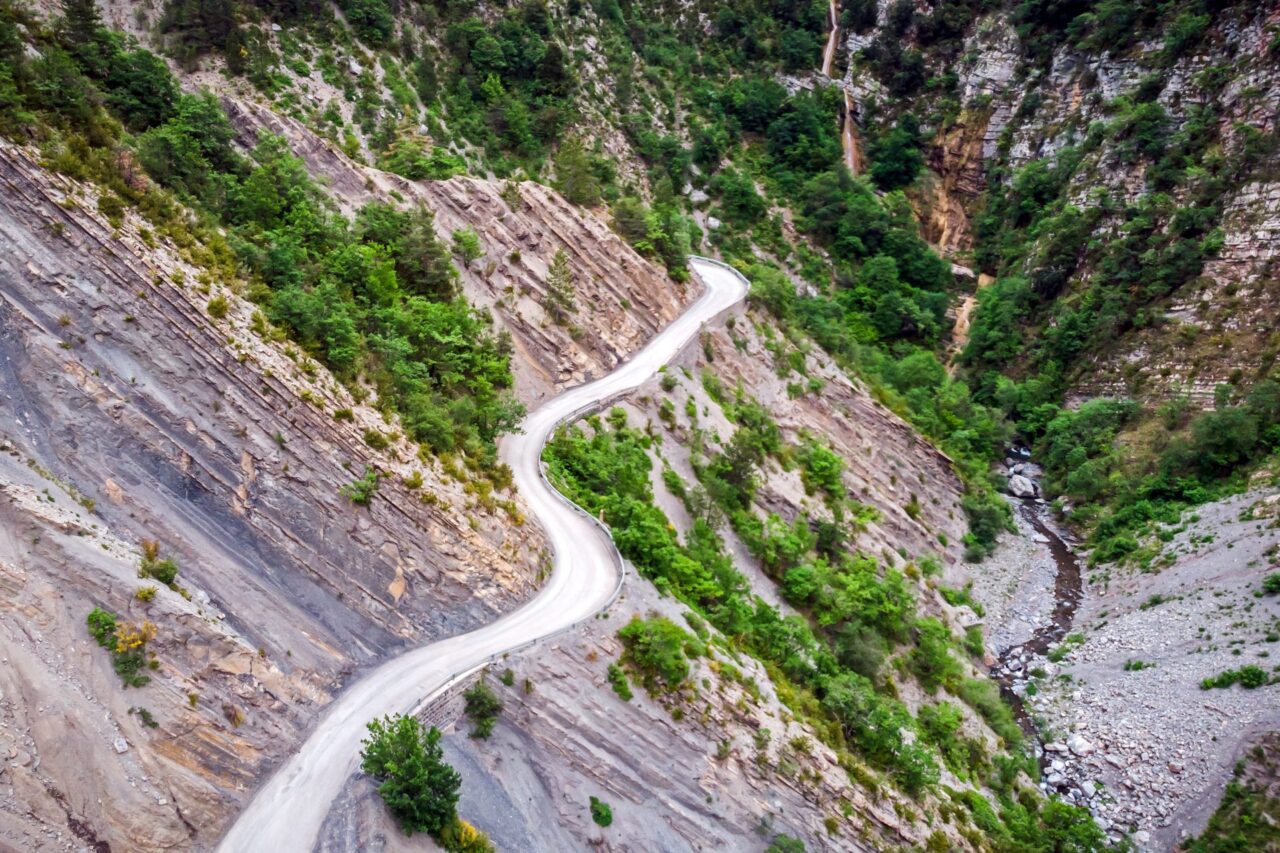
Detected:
[1068,734,1096,756]
[1008,474,1038,498]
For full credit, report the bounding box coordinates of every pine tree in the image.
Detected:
[60,0,102,50]
[59,0,113,78]
[398,206,458,300]
[451,227,483,269]
[553,138,601,207]
[544,248,576,324]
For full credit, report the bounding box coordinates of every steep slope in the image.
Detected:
[0,109,690,847]
[0,138,537,848]
[218,96,690,404]
[389,295,1055,852]
[6,0,1278,849]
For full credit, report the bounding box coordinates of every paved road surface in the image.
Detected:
[215,258,748,852]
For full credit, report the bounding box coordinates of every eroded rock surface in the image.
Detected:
[0,129,695,848]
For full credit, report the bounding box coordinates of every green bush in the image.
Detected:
[86,607,155,688]
[436,818,495,853]
[341,466,380,506]
[869,115,924,191]
[908,618,963,693]
[606,663,633,701]
[956,678,1023,749]
[138,541,180,588]
[1201,666,1269,690]
[589,795,613,827]
[340,0,394,44]
[463,681,502,738]
[617,616,703,693]
[87,607,118,648]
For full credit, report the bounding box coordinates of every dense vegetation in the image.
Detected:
[547,409,1104,845]
[951,9,1280,564]
[7,0,1023,552]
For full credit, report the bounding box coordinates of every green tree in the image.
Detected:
[553,137,602,206]
[340,0,394,44]
[617,616,703,692]
[105,49,177,130]
[399,207,459,300]
[869,116,924,191]
[58,0,115,78]
[544,248,575,323]
[361,715,461,836]
[451,227,483,268]
[711,168,766,227]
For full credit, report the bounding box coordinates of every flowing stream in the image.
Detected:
[989,478,1085,746]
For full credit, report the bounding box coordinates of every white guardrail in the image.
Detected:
[410,256,751,720]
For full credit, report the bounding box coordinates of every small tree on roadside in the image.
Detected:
[360,714,461,836]
[544,248,576,324]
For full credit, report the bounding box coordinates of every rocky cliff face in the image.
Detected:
[0,137,538,849]
[847,4,1280,406]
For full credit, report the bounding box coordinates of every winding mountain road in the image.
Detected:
[215,258,748,852]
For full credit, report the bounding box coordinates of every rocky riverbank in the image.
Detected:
[973,473,1280,850]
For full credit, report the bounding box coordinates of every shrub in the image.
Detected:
[340,0,394,44]
[135,585,158,603]
[437,817,495,853]
[956,678,1023,748]
[87,607,118,648]
[463,681,502,739]
[607,663,633,701]
[908,618,962,692]
[207,295,229,319]
[766,835,806,853]
[589,795,613,827]
[97,193,126,226]
[138,540,180,588]
[341,466,380,506]
[617,616,703,693]
[797,442,843,497]
[87,608,156,687]
[1263,573,1280,595]
[1201,666,1269,690]
[363,429,390,450]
